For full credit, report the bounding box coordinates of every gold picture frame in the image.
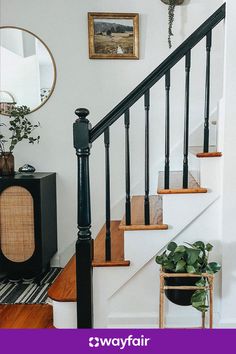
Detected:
[88,12,139,59]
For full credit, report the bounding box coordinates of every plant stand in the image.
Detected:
[159,270,214,329]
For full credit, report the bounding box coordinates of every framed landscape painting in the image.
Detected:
[88,13,139,59]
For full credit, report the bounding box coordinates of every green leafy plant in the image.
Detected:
[155,241,221,312]
[0,105,40,153]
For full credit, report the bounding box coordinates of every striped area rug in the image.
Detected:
[0,267,62,304]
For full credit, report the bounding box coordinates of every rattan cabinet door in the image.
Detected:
[0,186,35,262]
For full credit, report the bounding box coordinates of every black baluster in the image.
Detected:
[73,108,93,328]
[104,128,111,261]
[165,70,170,189]
[203,30,212,153]
[124,110,131,225]
[144,90,150,225]
[183,51,191,189]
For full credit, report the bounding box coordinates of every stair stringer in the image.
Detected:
[96,155,220,298]
[51,157,221,328]
[94,193,219,328]
[53,191,220,328]
[107,197,222,328]
[101,193,219,300]
[50,141,221,329]
[92,156,221,327]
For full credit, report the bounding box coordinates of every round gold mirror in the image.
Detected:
[0,26,57,115]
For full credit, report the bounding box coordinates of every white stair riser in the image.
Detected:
[52,301,77,328]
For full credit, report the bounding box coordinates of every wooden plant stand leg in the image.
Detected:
[209,275,214,329]
[202,312,206,329]
[159,273,165,328]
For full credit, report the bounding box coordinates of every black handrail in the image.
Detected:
[90,3,225,143]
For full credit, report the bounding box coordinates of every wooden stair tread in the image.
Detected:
[189,146,222,158]
[196,152,222,158]
[158,171,207,194]
[48,220,129,302]
[119,195,168,231]
[93,220,130,266]
[48,255,76,302]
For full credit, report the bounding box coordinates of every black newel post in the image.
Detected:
[73,108,93,328]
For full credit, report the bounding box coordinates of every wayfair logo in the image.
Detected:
[89,337,100,348]
[89,335,150,350]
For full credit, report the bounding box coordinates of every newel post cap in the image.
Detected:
[75,108,90,120]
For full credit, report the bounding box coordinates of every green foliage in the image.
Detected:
[0,105,40,153]
[206,262,221,274]
[191,290,208,312]
[155,241,221,312]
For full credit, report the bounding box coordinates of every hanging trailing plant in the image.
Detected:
[161,0,184,49]
[168,0,175,48]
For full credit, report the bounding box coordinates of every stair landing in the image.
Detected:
[158,171,207,194]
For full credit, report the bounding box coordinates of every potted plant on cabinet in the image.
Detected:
[161,0,185,48]
[0,105,40,176]
[155,241,221,312]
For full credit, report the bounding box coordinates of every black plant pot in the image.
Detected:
[165,274,201,306]
[161,0,184,5]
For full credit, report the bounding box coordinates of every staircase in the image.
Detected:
[48,4,226,328]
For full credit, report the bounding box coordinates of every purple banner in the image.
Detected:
[0,329,234,354]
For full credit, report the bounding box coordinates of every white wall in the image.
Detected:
[39,64,53,88]
[1,28,23,56]
[0,46,41,109]
[0,0,224,265]
[220,0,236,326]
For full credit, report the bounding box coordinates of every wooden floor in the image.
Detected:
[0,304,53,329]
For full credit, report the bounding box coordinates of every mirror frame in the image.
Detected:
[0,26,57,115]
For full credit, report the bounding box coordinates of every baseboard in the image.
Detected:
[59,241,76,267]
[108,312,221,329]
[50,254,60,267]
[52,301,77,329]
[217,318,236,328]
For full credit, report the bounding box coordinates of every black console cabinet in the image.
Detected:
[0,173,57,279]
